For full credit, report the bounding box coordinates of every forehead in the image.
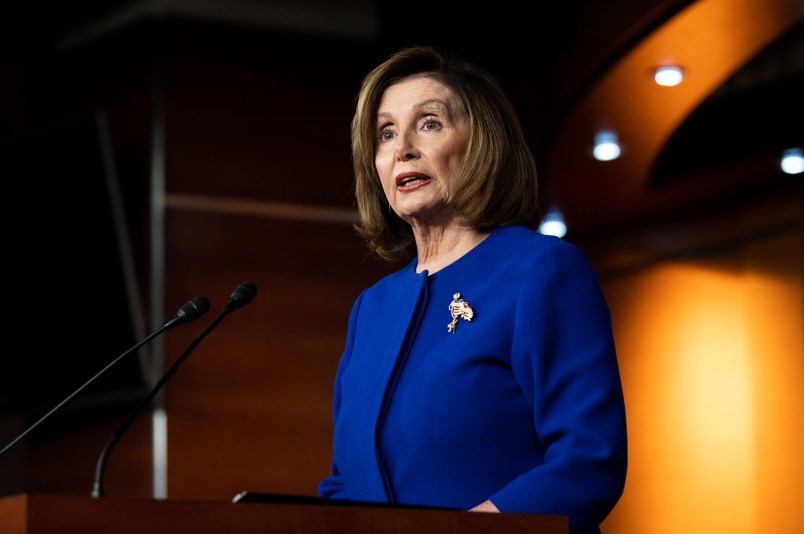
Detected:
[378,75,459,111]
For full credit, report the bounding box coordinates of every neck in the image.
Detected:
[413,224,489,274]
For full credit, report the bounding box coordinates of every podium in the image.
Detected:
[0,493,568,533]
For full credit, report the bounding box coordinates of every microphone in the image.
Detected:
[0,296,210,460]
[166,296,212,328]
[91,281,258,497]
[226,280,257,312]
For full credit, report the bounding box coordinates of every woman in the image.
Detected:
[318,45,627,534]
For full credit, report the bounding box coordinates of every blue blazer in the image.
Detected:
[319,226,627,534]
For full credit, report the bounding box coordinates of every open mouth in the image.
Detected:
[396,172,431,188]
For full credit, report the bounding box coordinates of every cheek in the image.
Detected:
[440,128,465,153]
[437,141,466,174]
[375,153,394,188]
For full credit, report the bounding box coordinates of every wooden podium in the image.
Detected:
[0,493,568,533]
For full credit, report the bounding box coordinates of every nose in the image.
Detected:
[394,130,419,162]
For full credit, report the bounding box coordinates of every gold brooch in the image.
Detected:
[447,292,474,333]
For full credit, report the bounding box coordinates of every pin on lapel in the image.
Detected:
[447,292,474,333]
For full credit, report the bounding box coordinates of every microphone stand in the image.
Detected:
[91,282,257,498]
[0,296,208,460]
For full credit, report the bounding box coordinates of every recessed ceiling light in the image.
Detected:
[780,147,804,175]
[539,210,567,238]
[654,65,684,87]
[593,131,621,161]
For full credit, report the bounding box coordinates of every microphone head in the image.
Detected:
[175,296,210,323]
[227,281,257,311]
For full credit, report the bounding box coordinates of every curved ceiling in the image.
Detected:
[540,0,804,235]
[378,0,804,238]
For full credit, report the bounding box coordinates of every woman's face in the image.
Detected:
[374,75,469,229]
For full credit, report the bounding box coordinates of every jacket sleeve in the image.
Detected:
[489,241,628,533]
[317,290,363,500]
[318,462,348,500]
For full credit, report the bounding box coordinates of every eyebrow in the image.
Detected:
[415,98,450,111]
[376,98,452,122]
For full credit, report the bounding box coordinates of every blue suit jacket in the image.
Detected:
[319,226,627,534]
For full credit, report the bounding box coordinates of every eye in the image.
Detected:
[421,118,441,131]
[377,128,395,143]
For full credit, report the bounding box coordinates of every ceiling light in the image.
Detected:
[593,131,621,161]
[654,65,683,87]
[780,147,804,175]
[539,210,567,238]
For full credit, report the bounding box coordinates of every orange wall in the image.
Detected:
[599,213,803,533]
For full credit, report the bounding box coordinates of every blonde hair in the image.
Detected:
[352,45,540,261]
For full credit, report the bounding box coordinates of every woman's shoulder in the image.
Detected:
[492,225,582,255]
[485,225,595,275]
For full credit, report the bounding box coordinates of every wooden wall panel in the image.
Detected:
[0,398,152,498]
[161,210,398,499]
[162,21,376,206]
[152,25,394,499]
